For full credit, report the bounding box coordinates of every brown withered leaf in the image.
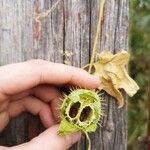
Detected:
[94,50,139,108]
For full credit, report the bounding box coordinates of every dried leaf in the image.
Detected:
[94,50,139,107]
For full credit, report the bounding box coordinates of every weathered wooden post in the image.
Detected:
[0,0,128,149]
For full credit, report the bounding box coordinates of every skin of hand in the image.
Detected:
[0,60,99,150]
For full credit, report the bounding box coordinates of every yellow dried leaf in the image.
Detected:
[94,50,139,107]
[99,77,124,107]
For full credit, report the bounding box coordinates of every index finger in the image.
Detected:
[0,60,99,96]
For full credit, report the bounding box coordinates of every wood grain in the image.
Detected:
[0,0,128,149]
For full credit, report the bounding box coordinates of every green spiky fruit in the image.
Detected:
[58,89,102,135]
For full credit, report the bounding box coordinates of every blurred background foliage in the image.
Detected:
[128,0,150,149]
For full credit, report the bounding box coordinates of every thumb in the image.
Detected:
[10,124,81,150]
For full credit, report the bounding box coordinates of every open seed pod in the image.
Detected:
[58,89,102,135]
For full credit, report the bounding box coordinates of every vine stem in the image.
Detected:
[88,0,106,73]
[85,132,91,150]
[35,0,61,23]
[34,0,62,36]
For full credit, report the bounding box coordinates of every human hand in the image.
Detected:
[0,60,99,150]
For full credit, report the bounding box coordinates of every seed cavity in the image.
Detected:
[69,102,81,118]
[79,106,93,122]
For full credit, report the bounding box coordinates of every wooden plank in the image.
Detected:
[90,0,128,150]
[63,0,91,149]
[0,0,128,149]
[0,0,64,146]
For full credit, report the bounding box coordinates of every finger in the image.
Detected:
[50,98,61,122]
[10,125,81,150]
[33,85,61,122]
[8,96,55,128]
[10,86,61,122]
[35,125,81,150]
[0,101,9,112]
[10,89,32,101]
[0,111,9,133]
[10,85,59,102]
[0,60,99,96]
[33,85,60,102]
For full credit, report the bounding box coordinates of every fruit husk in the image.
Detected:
[58,89,102,135]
